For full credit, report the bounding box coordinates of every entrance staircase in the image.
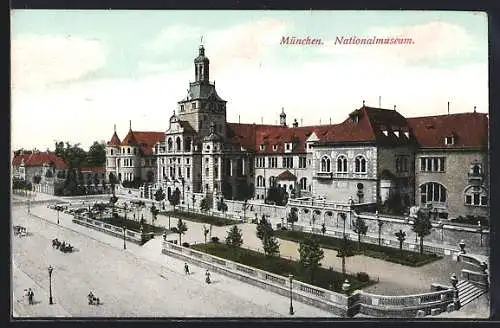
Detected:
[457,280,487,307]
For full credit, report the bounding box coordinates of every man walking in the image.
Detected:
[27,288,34,305]
[184,263,190,275]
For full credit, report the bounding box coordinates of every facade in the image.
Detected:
[104,44,489,220]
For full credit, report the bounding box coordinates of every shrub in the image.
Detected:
[211,236,220,243]
[170,227,177,233]
[182,242,190,248]
[356,272,370,282]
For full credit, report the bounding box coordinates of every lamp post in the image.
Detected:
[48,265,54,305]
[123,226,127,250]
[459,240,466,254]
[288,274,294,315]
[341,212,347,236]
[57,208,60,225]
[478,221,483,247]
[450,273,460,309]
[27,199,31,214]
[342,279,351,295]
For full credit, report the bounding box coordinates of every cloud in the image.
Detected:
[320,21,475,66]
[11,34,107,91]
[144,25,202,55]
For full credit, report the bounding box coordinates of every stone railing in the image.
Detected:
[72,215,145,244]
[161,241,349,317]
[354,289,455,318]
[461,269,489,289]
[288,198,352,212]
[457,254,489,290]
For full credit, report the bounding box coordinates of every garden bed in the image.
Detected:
[275,230,441,267]
[191,243,375,293]
[161,210,240,226]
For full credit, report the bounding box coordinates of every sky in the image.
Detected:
[11,10,488,151]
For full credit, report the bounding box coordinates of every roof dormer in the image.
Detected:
[444,134,456,146]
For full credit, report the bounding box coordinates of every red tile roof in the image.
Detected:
[107,131,121,147]
[12,152,67,169]
[277,170,297,181]
[120,131,165,156]
[407,112,488,149]
[227,106,415,154]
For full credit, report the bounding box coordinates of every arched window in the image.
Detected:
[176,137,181,152]
[269,176,276,187]
[321,156,331,172]
[299,177,307,190]
[167,138,173,152]
[420,182,447,204]
[355,155,367,173]
[257,176,265,187]
[337,155,347,173]
[464,186,488,206]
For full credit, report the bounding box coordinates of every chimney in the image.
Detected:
[329,118,332,125]
[292,119,298,128]
[238,115,240,124]
[474,105,477,113]
[448,102,450,115]
[261,117,263,124]
[394,105,396,111]
[362,100,365,107]
[300,118,303,126]
[379,96,381,108]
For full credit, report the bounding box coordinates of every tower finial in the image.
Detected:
[114,124,116,133]
[394,105,396,111]
[474,105,477,113]
[201,36,203,45]
[362,100,365,107]
[129,120,132,131]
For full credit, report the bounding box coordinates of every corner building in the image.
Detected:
[105,45,489,220]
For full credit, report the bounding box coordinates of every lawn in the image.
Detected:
[93,214,166,234]
[275,229,441,267]
[191,243,375,294]
[161,210,240,226]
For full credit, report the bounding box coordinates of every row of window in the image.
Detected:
[179,102,225,112]
[321,155,366,173]
[420,182,488,207]
[109,148,137,156]
[255,156,308,169]
[420,157,446,172]
[256,176,308,191]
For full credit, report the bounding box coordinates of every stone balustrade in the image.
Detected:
[72,215,145,244]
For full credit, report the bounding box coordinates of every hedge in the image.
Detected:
[161,210,240,226]
[275,230,441,267]
[93,215,165,234]
[191,243,375,293]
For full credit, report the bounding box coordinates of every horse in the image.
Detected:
[52,239,61,248]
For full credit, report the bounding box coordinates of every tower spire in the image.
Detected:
[114,124,116,133]
[129,120,132,131]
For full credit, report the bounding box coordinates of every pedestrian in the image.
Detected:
[184,263,190,275]
[27,288,34,305]
[205,269,211,284]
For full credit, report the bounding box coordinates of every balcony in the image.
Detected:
[313,171,333,180]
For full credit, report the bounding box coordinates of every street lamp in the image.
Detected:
[288,274,294,315]
[342,279,351,295]
[123,226,127,250]
[478,221,483,247]
[48,265,54,305]
[459,240,466,254]
[27,199,31,214]
[438,220,444,241]
[57,208,60,225]
[340,212,347,236]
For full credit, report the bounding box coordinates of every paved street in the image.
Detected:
[11,204,334,318]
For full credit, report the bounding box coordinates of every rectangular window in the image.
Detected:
[465,195,472,205]
[420,157,446,172]
[299,157,307,168]
[186,167,191,179]
[186,158,190,165]
[481,196,488,206]
[205,168,209,176]
[178,167,182,177]
[473,193,480,205]
[214,166,219,179]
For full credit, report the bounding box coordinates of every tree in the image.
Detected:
[171,218,188,245]
[412,210,433,254]
[256,216,280,257]
[242,199,250,221]
[221,180,233,200]
[109,173,118,195]
[265,185,288,206]
[200,194,212,213]
[86,141,106,167]
[33,175,42,184]
[217,197,228,217]
[352,217,368,250]
[336,235,353,278]
[395,229,407,250]
[287,208,299,230]
[150,204,159,224]
[170,189,181,211]
[225,225,243,248]
[202,225,210,244]
[154,188,166,209]
[109,195,118,215]
[298,236,324,284]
